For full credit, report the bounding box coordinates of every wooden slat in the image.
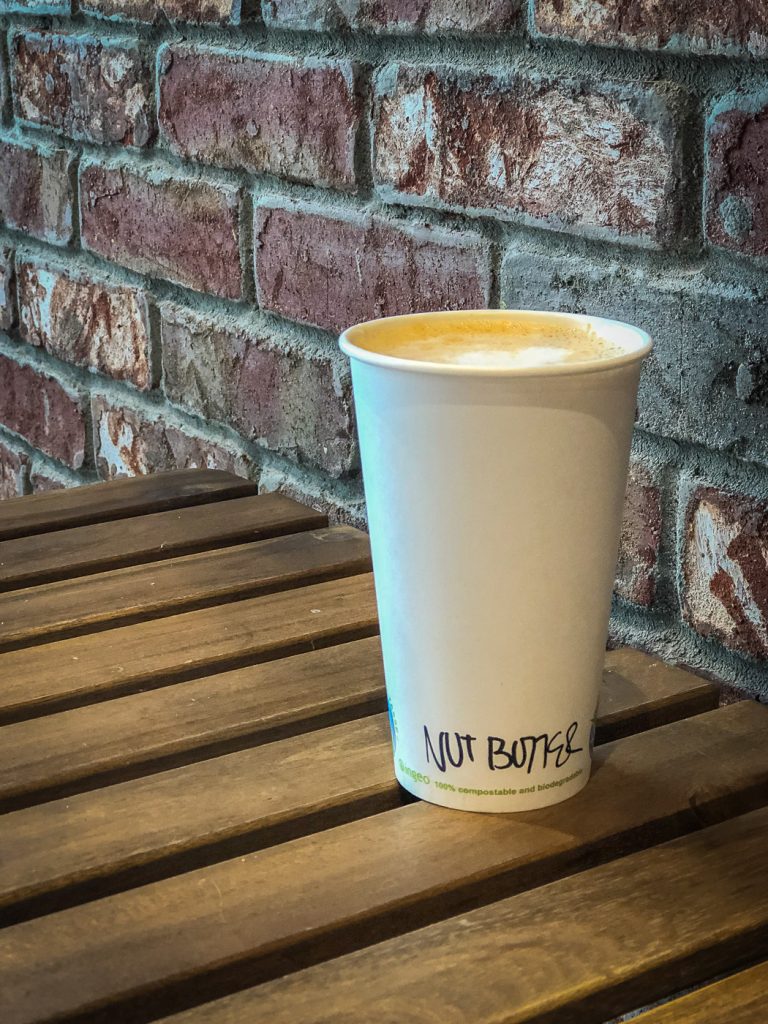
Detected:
[627,962,768,1024]
[0,493,326,590]
[0,469,254,542]
[1,701,765,933]
[0,526,371,650]
[159,809,768,1024]
[0,646,718,811]
[0,572,380,723]
[0,705,766,1024]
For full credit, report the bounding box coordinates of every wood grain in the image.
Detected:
[0,572,380,723]
[627,962,768,1023]
[1,702,766,972]
[0,646,718,811]
[158,808,768,1024]
[0,493,326,590]
[0,469,254,542]
[0,527,371,649]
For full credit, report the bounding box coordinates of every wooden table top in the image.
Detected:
[1,468,766,1024]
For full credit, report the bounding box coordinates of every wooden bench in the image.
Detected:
[0,469,766,1024]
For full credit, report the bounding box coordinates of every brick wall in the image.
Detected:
[0,2,766,693]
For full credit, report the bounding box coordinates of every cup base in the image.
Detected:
[395,759,591,813]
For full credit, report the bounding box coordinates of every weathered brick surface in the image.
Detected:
[683,486,768,660]
[12,33,153,147]
[161,305,356,476]
[259,464,367,530]
[255,201,491,334]
[17,260,151,388]
[158,48,360,190]
[0,440,27,499]
[0,247,16,331]
[535,0,768,57]
[81,0,238,23]
[502,247,768,463]
[0,355,86,467]
[0,0,69,13]
[616,463,662,607]
[706,93,768,259]
[92,396,253,479]
[0,139,73,245]
[263,0,520,32]
[80,162,243,299]
[374,66,685,248]
[30,469,67,492]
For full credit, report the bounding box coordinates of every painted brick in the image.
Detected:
[616,463,662,607]
[263,0,520,33]
[0,0,69,14]
[683,485,768,660]
[0,247,16,331]
[12,33,153,147]
[0,139,73,245]
[80,0,238,24]
[161,305,356,476]
[706,92,768,259]
[92,396,254,480]
[0,440,27,499]
[534,0,768,57]
[0,355,86,468]
[17,260,151,389]
[374,66,685,248]
[255,201,491,334]
[502,246,768,463]
[158,48,360,191]
[80,162,243,299]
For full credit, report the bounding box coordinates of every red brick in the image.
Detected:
[0,355,86,468]
[158,47,360,191]
[30,469,68,492]
[374,66,685,248]
[17,260,151,389]
[161,305,356,476]
[12,33,153,147]
[80,162,243,299]
[615,464,662,607]
[534,0,768,57]
[0,139,73,245]
[80,0,238,23]
[706,93,768,259]
[0,441,27,499]
[255,202,491,334]
[92,396,254,480]
[683,486,768,660]
[0,247,15,331]
[263,0,520,32]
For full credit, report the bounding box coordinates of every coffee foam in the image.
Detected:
[366,318,623,369]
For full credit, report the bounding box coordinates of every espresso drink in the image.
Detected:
[357,314,624,369]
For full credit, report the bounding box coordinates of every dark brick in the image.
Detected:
[30,468,68,492]
[12,33,153,147]
[706,93,768,259]
[0,355,86,468]
[374,66,686,248]
[17,260,151,388]
[158,47,360,191]
[683,485,768,660]
[0,138,73,245]
[255,201,491,334]
[502,246,768,463]
[81,0,238,23]
[535,0,768,57]
[92,396,254,479]
[263,0,520,32]
[161,304,356,476]
[0,247,16,331]
[0,440,27,499]
[80,161,243,299]
[616,463,662,607]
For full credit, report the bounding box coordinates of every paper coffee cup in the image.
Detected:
[340,310,652,812]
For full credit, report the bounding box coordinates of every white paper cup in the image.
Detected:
[340,310,652,812]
